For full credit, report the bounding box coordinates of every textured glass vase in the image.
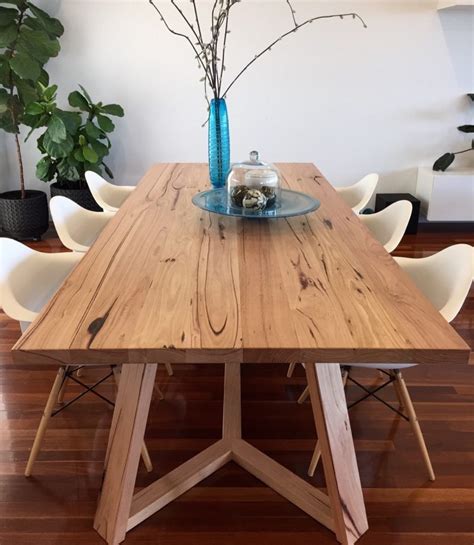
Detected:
[208,98,230,188]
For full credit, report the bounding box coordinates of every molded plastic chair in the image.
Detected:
[0,238,153,476]
[359,200,413,253]
[85,171,135,213]
[299,244,473,480]
[336,173,379,213]
[50,196,114,252]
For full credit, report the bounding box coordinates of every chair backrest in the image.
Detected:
[85,171,134,212]
[0,238,82,323]
[336,173,379,213]
[395,244,473,323]
[360,200,412,253]
[50,196,113,252]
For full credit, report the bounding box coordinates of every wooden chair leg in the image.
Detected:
[297,385,309,404]
[308,367,349,477]
[113,366,154,473]
[390,371,405,410]
[394,371,435,481]
[164,363,173,376]
[155,384,165,400]
[287,362,297,378]
[56,367,69,405]
[25,367,66,477]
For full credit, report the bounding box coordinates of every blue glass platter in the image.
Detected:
[192,188,320,219]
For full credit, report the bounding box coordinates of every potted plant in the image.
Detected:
[25,84,124,210]
[0,0,63,239]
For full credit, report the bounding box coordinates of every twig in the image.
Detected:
[148,0,214,89]
[285,0,297,27]
[217,0,231,97]
[221,13,367,98]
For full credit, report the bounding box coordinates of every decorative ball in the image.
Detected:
[230,185,249,207]
[242,189,267,210]
[261,185,277,206]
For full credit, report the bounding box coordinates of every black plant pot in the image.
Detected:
[50,181,102,211]
[0,190,49,241]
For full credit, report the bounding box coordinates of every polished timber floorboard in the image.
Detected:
[0,229,472,545]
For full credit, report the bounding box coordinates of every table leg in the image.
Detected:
[93,362,368,545]
[94,363,157,545]
[305,363,368,545]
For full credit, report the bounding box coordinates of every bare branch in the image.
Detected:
[221,13,367,98]
[217,0,231,97]
[285,0,297,27]
[148,0,214,89]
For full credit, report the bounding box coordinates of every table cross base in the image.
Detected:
[93,362,368,545]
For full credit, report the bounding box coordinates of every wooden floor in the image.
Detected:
[0,229,472,545]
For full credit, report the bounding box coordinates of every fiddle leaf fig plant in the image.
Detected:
[0,0,63,198]
[25,84,124,188]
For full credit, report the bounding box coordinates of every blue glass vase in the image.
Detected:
[208,98,230,188]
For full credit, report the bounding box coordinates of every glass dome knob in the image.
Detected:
[249,150,259,163]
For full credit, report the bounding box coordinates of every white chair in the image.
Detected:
[300,244,473,480]
[0,238,154,476]
[50,196,114,253]
[336,173,379,213]
[85,171,135,213]
[359,200,413,253]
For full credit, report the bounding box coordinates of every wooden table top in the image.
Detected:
[12,163,469,366]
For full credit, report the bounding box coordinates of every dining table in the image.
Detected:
[12,163,470,545]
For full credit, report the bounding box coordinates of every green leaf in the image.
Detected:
[0,22,17,47]
[0,7,17,26]
[42,83,57,101]
[0,88,8,113]
[96,114,114,133]
[90,138,109,159]
[43,130,73,158]
[0,54,9,85]
[73,147,83,162]
[24,100,43,114]
[9,52,41,80]
[55,109,81,134]
[85,120,100,139]
[102,162,114,179]
[0,104,19,132]
[26,3,64,37]
[0,93,22,132]
[0,1,26,5]
[68,90,90,111]
[57,158,79,181]
[38,67,48,86]
[14,77,38,105]
[47,113,66,143]
[99,103,124,117]
[18,28,60,63]
[78,84,93,105]
[82,145,98,163]
[36,155,52,180]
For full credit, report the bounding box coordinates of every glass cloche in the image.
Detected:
[227,151,281,211]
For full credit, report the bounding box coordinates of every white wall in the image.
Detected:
[1,0,473,200]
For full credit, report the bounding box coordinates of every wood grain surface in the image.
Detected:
[12,163,469,366]
[1,230,472,545]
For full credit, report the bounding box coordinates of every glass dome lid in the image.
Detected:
[227,151,281,211]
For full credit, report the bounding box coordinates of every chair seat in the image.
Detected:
[347,363,417,370]
[299,362,417,370]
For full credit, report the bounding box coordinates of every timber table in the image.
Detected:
[12,164,470,545]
